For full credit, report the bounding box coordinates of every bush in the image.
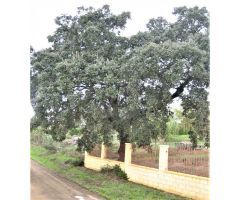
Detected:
[43,144,57,153]
[100,165,113,174]
[59,145,81,157]
[112,165,128,180]
[31,127,54,145]
[100,165,128,180]
[31,127,60,150]
[67,128,82,137]
[65,158,84,167]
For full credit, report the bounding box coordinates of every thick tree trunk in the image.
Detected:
[118,141,126,162]
[117,136,128,162]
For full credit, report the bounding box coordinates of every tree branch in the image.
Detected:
[171,78,191,99]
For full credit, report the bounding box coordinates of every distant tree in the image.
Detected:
[31,5,209,161]
[166,109,192,136]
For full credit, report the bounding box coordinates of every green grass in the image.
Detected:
[165,134,205,147]
[166,134,190,143]
[31,145,188,200]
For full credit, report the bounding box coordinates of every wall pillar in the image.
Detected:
[101,143,107,159]
[84,151,89,167]
[159,145,169,171]
[125,143,132,165]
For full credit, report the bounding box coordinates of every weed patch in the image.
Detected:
[65,158,84,167]
[100,165,128,180]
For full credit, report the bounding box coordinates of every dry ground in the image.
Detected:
[31,160,104,200]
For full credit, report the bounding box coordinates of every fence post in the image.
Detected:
[125,143,132,165]
[159,145,169,171]
[101,143,107,159]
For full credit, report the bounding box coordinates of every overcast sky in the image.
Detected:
[30,0,209,51]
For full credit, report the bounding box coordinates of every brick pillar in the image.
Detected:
[101,143,107,159]
[159,145,169,171]
[125,143,132,165]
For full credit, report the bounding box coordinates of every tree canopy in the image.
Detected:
[31,5,209,160]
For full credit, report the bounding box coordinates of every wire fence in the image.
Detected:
[89,144,209,177]
[106,144,119,160]
[168,146,209,177]
[89,144,101,157]
[131,146,159,168]
[131,145,209,177]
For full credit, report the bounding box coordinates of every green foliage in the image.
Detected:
[76,130,101,152]
[59,145,80,157]
[31,127,54,145]
[43,144,57,153]
[100,165,113,174]
[167,109,193,136]
[100,165,128,180]
[67,128,82,137]
[112,165,129,180]
[167,119,178,136]
[188,130,198,149]
[31,127,83,156]
[165,134,190,143]
[204,131,210,148]
[166,108,208,148]
[31,127,58,152]
[182,89,210,147]
[65,158,84,167]
[31,5,210,153]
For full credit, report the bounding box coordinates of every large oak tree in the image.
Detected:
[31,5,209,161]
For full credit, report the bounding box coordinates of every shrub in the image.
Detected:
[59,145,80,157]
[65,158,84,167]
[112,165,128,180]
[67,128,82,137]
[100,165,113,174]
[31,127,54,146]
[100,165,128,180]
[31,127,61,153]
[43,143,57,153]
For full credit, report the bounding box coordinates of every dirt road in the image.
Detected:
[31,160,105,200]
